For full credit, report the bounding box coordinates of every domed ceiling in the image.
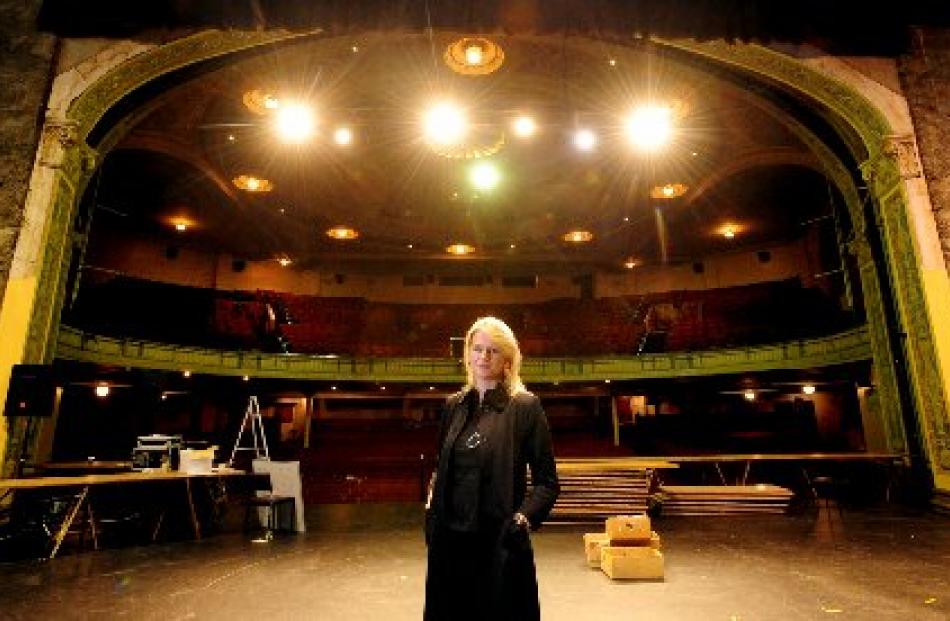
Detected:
[86,32,838,273]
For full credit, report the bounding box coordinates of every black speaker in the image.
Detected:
[3,364,56,418]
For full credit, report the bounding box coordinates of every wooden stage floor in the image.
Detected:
[0,503,947,620]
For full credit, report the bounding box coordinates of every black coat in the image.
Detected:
[424,386,560,621]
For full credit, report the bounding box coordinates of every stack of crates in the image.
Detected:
[583,514,664,580]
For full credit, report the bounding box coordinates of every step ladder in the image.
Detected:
[229,396,270,466]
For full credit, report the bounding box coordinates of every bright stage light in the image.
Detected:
[95,384,110,398]
[573,128,597,151]
[512,116,536,138]
[424,102,467,145]
[334,127,353,146]
[275,103,315,143]
[625,105,673,152]
[470,162,501,191]
[802,384,816,395]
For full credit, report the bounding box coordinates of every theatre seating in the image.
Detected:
[67,276,851,356]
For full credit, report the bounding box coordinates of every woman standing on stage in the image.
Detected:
[424,316,559,621]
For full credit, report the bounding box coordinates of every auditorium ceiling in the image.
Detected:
[86,33,841,273]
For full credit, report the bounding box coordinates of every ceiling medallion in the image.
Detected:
[233,175,273,192]
[562,230,594,243]
[327,225,359,240]
[650,182,688,199]
[446,243,475,255]
[444,37,504,76]
[242,89,280,115]
[430,130,506,160]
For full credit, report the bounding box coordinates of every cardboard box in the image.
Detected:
[605,514,652,543]
[584,533,610,567]
[608,530,661,549]
[600,546,665,580]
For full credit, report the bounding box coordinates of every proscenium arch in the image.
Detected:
[0,30,947,491]
[654,38,950,489]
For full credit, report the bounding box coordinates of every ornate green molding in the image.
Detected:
[658,40,891,154]
[56,325,871,383]
[68,29,319,142]
[865,154,950,468]
[655,39,949,471]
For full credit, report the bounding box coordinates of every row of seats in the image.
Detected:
[66,275,853,356]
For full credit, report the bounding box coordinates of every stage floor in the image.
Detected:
[0,504,947,620]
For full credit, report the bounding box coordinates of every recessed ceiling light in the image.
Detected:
[446,243,475,255]
[444,37,504,75]
[743,389,756,401]
[327,225,359,240]
[242,89,280,115]
[562,230,594,243]
[720,223,739,239]
[650,183,688,199]
[802,384,816,395]
[233,175,273,192]
[95,383,110,398]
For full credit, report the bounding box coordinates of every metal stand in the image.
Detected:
[229,396,270,467]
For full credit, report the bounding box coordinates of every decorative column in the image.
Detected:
[0,116,96,475]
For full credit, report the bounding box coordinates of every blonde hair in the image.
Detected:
[462,316,526,395]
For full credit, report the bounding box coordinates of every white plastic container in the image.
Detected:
[179,448,214,474]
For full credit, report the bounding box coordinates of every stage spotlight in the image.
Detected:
[424,102,467,145]
[512,116,536,138]
[573,128,597,151]
[334,127,353,146]
[275,102,315,143]
[625,105,673,152]
[470,162,501,191]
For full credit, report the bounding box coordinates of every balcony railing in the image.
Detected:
[56,324,871,382]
